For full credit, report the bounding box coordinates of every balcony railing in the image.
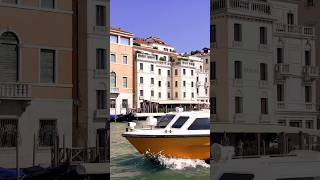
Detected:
[0,82,32,99]
[94,69,108,79]
[275,64,290,79]
[303,66,319,81]
[273,23,315,37]
[212,0,271,16]
[136,53,157,61]
[94,109,108,119]
[110,87,119,94]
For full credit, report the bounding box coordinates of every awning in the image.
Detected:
[212,123,320,136]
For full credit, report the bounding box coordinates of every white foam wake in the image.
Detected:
[157,155,210,170]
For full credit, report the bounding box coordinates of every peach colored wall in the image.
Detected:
[0,5,72,99]
[110,43,133,94]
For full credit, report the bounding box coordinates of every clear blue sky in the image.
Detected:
[111,0,210,53]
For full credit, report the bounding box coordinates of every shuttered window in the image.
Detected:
[96,49,106,69]
[0,32,19,82]
[40,49,55,83]
[38,120,57,147]
[96,90,107,109]
[41,0,55,8]
[96,5,106,26]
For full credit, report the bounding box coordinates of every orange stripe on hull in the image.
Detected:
[125,136,210,160]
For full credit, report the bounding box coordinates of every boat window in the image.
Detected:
[171,116,189,128]
[188,118,210,130]
[219,173,254,180]
[157,114,175,128]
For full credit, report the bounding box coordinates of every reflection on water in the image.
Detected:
[111,121,210,180]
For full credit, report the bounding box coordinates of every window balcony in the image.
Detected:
[273,23,315,37]
[274,64,290,79]
[94,109,108,119]
[110,87,119,94]
[136,53,157,61]
[94,69,108,79]
[303,66,319,82]
[0,82,32,100]
[233,113,245,123]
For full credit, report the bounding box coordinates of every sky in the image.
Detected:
[111,0,210,53]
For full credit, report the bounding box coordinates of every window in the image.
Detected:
[167,70,171,76]
[122,99,128,108]
[234,23,242,42]
[120,37,130,45]
[191,81,194,87]
[168,92,171,99]
[96,49,106,69]
[305,86,312,103]
[175,69,178,75]
[235,97,243,114]
[191,70,194,76]
[175,81,178,87]
[289,120,302,128]
[278,120,286,126]
[96,90,107,109]
[183,69,186,75]
[307,0,314,6]
[140,90,144,96]
[306,120,314,129]
[0,119,17,147]
[122,77,128,88]
[140,77,143,84]
[183,92,186,98]
[211,24,216,43]
[96,5,106,26]
[200,65,203,70]
[261,98,268,114]
[151,78,154,85]
[205,88,208,94]
[219,173,254,180]
[158,69,161,75]
[260,63,268,81]
[171,116,189,128]
[191,92,194,98]
[40,49,55,83]
[151,64,154,71]
[110,53,116,63]
[140,63,143,70]
[234,61,242,79]
[197,88,199,94]
[157,114,175,128]
[122,55,128,64]
[110,72,116,87]
[260,27,267,44]
[167,81,170,88]
[0,32,19,82]
[197,77,199,82]
[188,118,210,130]
[38,120,57,147]
[151,90,154,97]
[183,81,186,87]
[210,62,216,80]
[41,0,54,8]
[110,35,118,43]
[158,81,161,87]
[305,50,311,66]
[277,48,283,63]
[205,77,208,82]
[210,97,217,114]
[110,99,116,108]
[158,92,161,98]
[277,84,284,102]
[175,92,178,98]
[287,13,294,25]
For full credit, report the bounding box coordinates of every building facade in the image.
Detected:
[211,0,318,129]
[0,0,73,168]
[110,27,133,115]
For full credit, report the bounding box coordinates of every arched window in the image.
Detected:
[0,32,19,82]
[110,72,116,87]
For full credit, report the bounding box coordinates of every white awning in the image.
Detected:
[212,123,320,136]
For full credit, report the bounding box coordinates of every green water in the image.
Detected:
[110,121,210,180]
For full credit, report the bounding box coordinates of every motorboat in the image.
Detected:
[211,143,320,180]
[122,109,210,160]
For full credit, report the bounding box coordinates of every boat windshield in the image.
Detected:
[157,114,176,128]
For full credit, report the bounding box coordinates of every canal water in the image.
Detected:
[111,121,210,180]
